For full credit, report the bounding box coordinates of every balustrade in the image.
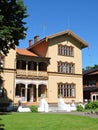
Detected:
[16,69,48,78]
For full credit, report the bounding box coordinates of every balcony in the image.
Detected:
[16,69,48,79]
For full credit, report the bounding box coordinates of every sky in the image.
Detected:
[19,0,98,69]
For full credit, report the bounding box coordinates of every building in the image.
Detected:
[83,68,98,102]
[0,30,88,106]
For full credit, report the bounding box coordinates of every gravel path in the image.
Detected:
[64,111,98,118]
[43,111,98,118]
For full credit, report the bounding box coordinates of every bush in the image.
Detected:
[85,101,98,110]
[85,102,92,109]
[76,105,84,112]
[30,105,38,112]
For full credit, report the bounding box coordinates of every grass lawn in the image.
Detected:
[0,112,98,130]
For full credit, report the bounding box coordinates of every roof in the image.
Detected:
[16,48,38,57]
[83,68,98,76]
[83,86,98,92]
[27,30,89,49]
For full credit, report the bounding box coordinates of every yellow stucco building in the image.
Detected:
[0,30,88,105]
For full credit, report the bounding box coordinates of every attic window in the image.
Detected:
[58,44,74,57]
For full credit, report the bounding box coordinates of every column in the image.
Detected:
[26,61,28,76]
[25,84,28,102]
[45,84,48,98]
[36,62,39,76]
[36,84,38,102]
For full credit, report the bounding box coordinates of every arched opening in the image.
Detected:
[39,62,47,71]
[15,83,25,98]
[38,84,47,97]
[28,61,37,70]
[17,60,26,69]
[27,84,36,102]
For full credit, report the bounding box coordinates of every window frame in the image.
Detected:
[58,44,74,57]
[58,61,75,74]
[58,83,75,98]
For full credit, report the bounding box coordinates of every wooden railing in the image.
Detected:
[16,69,48,79]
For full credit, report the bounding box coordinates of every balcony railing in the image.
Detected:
[16,69,48,79]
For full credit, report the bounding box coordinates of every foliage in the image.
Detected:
[0,0,28,55]
[83,64,98,71]
[76,105,84,112]
[85,101,98,110]
[30,105,38,112]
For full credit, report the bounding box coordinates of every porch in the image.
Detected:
[14,79,48,105]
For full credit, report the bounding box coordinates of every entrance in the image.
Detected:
[21,88,25,101]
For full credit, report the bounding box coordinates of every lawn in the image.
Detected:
[0,112,98,130]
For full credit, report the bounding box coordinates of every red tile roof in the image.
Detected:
[17,48,38,57]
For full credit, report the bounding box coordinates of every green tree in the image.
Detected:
[0,0,28,55]
[83,64,98,71]
[93,64,98,69]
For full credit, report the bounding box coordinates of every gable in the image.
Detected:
[27,30,88,57]
[46,30,88,49]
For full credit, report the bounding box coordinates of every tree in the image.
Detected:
[83,64,98,71]
[0,0,28,55]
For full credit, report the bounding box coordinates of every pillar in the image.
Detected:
[36,62,39,76]
[26,61,28,76]
[25,84,28,102]
[36,84,38,102]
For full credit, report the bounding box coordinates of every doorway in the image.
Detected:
[21,88,25,101]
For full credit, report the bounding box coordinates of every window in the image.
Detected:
[0,79,3,97]
[58,83,75,98]
[69,63,74,73]
[58,45,62,55]
[58,61,74,74]
[58,44,74,56]
[0,56,4,69]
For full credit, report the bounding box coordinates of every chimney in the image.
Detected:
[34,35,39,44]
[29,40,33,47]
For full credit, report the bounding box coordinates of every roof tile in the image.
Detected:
[17,48,37,57]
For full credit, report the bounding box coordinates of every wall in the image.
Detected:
[47,36,82,74]
[47,36,83,103]
[3,49,16,101]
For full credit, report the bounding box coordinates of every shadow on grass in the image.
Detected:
[0,112,12,130]
[0,119,5,130]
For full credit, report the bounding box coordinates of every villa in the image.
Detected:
[0,30,88,106]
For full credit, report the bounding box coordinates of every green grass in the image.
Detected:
[0,112,98,130]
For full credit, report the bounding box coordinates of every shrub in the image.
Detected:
[30,105,38,112]
[85,101,98,110]
[85,102,92,109]
[76,105,84,112]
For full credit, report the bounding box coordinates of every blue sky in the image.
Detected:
[19,0,98,69]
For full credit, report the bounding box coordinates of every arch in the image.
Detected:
[39,62,47,71]
[38,81,48,86]
[15,83,25,96]
[15,79,37,85]
[17,60,26,69]
[28,61,37,70]
[38,84,47,97]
